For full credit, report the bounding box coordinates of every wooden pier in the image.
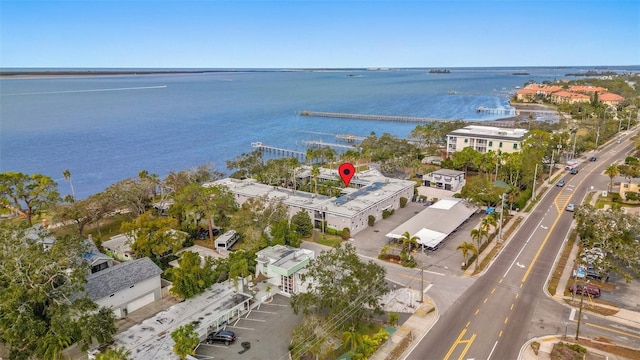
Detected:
[302,140,356,150]
[251,142,305,159]
[300,110,451,123]
[336,134,366,142]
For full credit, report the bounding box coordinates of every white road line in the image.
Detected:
[226,325,254,330]
[249,310,277,314]
[487,341,499,360]
[569,308,576,321]
[504,216,546,277]
[240,318,266,322]
[423,284,433,293]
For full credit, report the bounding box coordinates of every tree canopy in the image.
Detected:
[0,172,60,225]
[0,225,116,359]
[290,243,388,330]
[165,251,217,299]
[120,212,185,261]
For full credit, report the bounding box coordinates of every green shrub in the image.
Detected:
[625,156,639,165]
[341,227,351,240]
[399,197,408,208]
[368,215,375,226]
[625,191,639,201]
[611,192,622,202]
[382,209,393,219]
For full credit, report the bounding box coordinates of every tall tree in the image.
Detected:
[0,226,116,359]
[469,228,488,268]
[120,212,185,261]
[54,192,117,236]
[311,165,320,195]
[0,172,60,225]
[604,163,619,192]
[62,169,75,201]
[226,150,264,179]
[290,243,388,329]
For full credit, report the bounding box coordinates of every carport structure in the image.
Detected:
[386,198,477,250]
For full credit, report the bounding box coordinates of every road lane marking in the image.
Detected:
[569,308,576,321]
[457,333,476,360]
[444,328,468,360]
[504,317,509,324]
[487,340,499,360]
[499,330,503,337]
[586,322,640,339]
[511,304,514,310]
[484,298,488,303]
[466,321,471,328]
[474,309,480,315]
[504,216,546,277]
[491,288,496,294]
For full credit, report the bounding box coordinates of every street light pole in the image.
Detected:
[575,279,589,341]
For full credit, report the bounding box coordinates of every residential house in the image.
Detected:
[446,125,528,156]
[549,91,590,104]
[101,233,134,261]
[255,245,315,296]
[423,169,466,191]
[83,236,114,274]
[599,93,625,107]
[619,178,640,200]
[83,257,162,319]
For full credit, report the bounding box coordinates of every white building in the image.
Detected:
[422,169,466,191]
[255,245,315,296]
[446,125,528,156]
[101,233,134,261]
[210,168,415,236]
[84,257,162,319]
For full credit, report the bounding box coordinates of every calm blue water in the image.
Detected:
[0,67,613,199]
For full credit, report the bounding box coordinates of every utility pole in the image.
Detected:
[575,279,589,341]
[571,129,578,159]
[420,264,424,303]
[548,149,555,184]
[532,164,538,200]
[498,193,505,241]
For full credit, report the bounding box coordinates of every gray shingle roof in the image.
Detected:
[84,257,162,300]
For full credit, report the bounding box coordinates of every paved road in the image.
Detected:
[406,133,640,360]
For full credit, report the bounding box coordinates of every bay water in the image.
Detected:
[0,67,593,199]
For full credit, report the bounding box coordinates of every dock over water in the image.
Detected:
[251,142,305,159]
[300,110,451,123]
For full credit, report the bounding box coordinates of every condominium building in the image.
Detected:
[446,125,528,156]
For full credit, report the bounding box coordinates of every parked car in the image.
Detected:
[197,228,221,239]
[589,156,597,162]
[566,203,575,212]
[616,139,622,144]
[557,180,565,187]
[586,267,603,281]
[570,168,579,174]
[205,330,237,345]
[569,284,601,298]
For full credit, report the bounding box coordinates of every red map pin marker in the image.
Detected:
[339,163,355,187]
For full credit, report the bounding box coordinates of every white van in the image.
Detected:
[215,230,239,250]
[565,159,579,170]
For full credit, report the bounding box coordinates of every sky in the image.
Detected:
[1,0,639,68]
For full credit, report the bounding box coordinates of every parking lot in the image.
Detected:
[194,295,303,360]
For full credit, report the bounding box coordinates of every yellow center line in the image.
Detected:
[457,333,477,360]
[586,322,640,339]
[491,288,496,294]
[474,309,480,315]
[510,303,514,310]
[444,328,467,360]
[515,293,519,299]
[484,298,488,303]
[504,317,509,324]
[465,321,471,328]
[499,330,503,337]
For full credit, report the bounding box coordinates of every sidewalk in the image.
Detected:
[370,292,438,360]
[519,335,633,360]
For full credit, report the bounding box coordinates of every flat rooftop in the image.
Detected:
[448,125,528,140]
[112,283,250,360]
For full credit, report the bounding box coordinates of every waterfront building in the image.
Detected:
[209,168,415,236]
[446,125,528,156]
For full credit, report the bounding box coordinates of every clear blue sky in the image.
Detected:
[1,0,639,68]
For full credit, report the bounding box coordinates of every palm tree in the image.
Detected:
[470,228,488,267]
[604,163,619,192]
[456,241,477,268]
[481,215,498,238]
[399,231,419,253]
[342,330,364,352]
[62,169,75,201]
[311,165,320,195]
